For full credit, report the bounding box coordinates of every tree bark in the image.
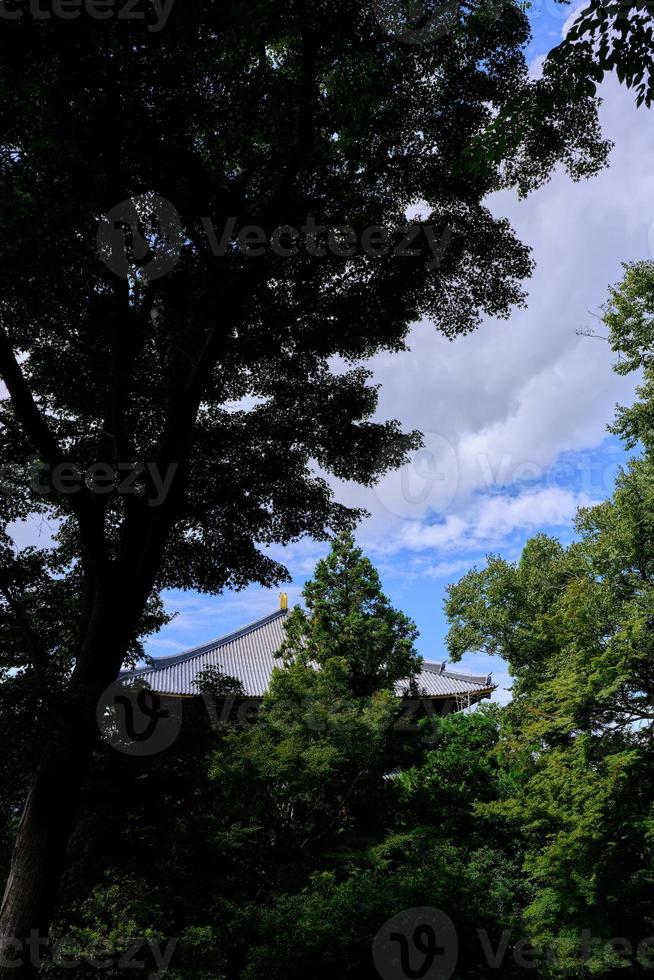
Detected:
[0,583,141,979]
[0,700,96,979]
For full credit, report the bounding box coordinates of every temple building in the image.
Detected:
[122,597,495,718]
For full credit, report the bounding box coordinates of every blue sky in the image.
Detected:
[145,3,654,703]
[526,0,579,60]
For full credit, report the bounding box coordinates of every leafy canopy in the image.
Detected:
[444,261,654,968]
[0,0,610,616]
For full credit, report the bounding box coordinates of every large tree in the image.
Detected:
[0,0,608,969]
[444,262,654,971]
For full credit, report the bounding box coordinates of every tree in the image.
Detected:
[224,704,524,980]
[0,0,609,967]
[443,263,654,972]
[466,0,654,184]
[447,528,654,972]
[279,532,421,695]
[0,538,166,880]
[548,0,654,109]
[208,535,425,897]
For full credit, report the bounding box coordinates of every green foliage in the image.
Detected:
[240,838,524,980]
[280,532,422,695]
[605,261,654,462]
[395,705,515,841]
[445,262,654,972]
[604,260,654,376]
[209,535,424,865]
[467,0,654,188]
[548,0,654,108]
[219,703,525,978]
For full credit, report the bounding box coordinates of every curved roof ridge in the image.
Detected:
[126,608,288,676]
[421,660,492,687]
[442,668,493,687]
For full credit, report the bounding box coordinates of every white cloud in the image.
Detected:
[398,486,594,554]
[560,0,590,38]
[421,557,486,580]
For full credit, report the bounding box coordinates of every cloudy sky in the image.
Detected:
[145,4,654,704]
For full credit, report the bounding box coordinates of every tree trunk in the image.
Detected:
[0,505,179,977]
[0,701,96,980]
[0,582,137,980]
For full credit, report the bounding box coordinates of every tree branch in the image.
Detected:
[0,326,105,566]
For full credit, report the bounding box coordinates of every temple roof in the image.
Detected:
[121,609,494,701]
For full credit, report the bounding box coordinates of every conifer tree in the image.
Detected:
[280,533,421,696]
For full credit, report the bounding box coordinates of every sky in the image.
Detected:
[13,3,654,704]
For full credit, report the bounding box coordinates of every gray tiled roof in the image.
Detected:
[121,609,494,701]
